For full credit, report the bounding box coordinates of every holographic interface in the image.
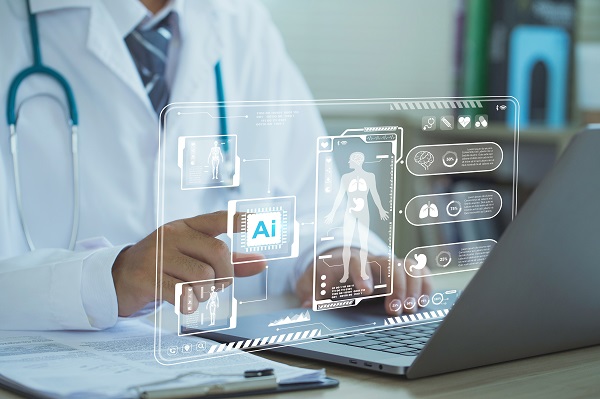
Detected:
[155,98,518,365]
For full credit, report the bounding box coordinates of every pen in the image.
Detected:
[140,374,278,399]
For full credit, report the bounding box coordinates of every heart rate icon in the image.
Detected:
[458,116,471,129]
[320,141,329,149]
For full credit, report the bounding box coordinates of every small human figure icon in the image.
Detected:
[207,141,224,180]
[206,286,220,326]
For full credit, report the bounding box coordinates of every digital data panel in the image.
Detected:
[178,135,240,189]
[313,133,397,310]
[175,277,237,337]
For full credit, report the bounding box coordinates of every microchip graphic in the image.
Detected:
[246,211,284,248]
[228,196,299,263]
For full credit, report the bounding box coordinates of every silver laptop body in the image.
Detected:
[204,128,600,378]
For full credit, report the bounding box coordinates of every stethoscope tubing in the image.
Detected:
[7,1,228,251]
[6,1,80,251]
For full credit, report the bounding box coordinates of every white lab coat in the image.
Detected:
[0,0,390,331]
[0,0,334,331]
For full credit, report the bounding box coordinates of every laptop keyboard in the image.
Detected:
[325,321,441,356]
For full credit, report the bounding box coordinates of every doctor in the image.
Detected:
[0,0,431,331]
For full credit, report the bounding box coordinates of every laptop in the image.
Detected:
[202,127,600,378]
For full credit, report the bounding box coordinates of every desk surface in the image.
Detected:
[2,283,600,399]
[233,288,600,399]
[2,345,599,399]
[260,345,600,399]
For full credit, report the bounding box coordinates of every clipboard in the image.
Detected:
[135,369,338,399]
[200,378,339,399]
[0,372,339,399]
[0,375,57,399]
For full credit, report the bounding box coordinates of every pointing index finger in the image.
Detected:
[183,211,245,237]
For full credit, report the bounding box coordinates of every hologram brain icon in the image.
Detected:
[414,150,435,170]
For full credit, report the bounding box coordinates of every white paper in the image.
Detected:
[0,319,324,398]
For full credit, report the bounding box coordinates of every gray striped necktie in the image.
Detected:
[125,12,175,114]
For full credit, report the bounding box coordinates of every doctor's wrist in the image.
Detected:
[112,244,156,317]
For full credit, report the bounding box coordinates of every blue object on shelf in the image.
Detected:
[507,25,570,129]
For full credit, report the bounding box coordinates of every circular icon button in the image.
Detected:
[404,297,416,310]
[431,292,444,305]
[442,151,458,168]
[167,346,178,356]
[389,299,402,313]
[446,200,462,217]
[436,251,452,268]
[418,294,430,307]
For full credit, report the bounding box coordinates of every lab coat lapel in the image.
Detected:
[163,4,225,220]
[170,5,221,104]
[85,3,156,120]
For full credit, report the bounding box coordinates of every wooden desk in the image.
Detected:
[260,346,600,399]
[2,283,599,399]
[1,345,599,399]
[239,290,600,399]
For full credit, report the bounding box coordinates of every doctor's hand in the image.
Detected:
[295,248,432,317]
[111,211,266,317]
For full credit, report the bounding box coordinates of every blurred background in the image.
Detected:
[261,0,600,256]
[262,0,599,121]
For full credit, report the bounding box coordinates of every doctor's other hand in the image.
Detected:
[295,248,432,317]
[111,211,267,317]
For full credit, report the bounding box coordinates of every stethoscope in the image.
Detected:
[7,1,228,251]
